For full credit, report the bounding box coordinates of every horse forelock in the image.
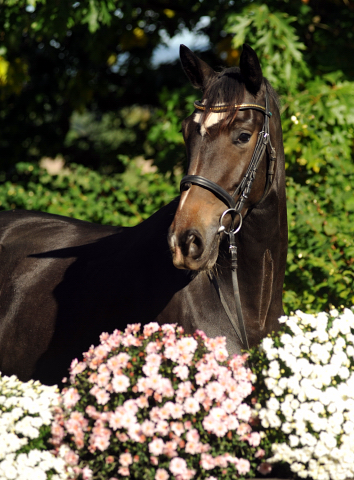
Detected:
[200,67,245,133]
[198,68,280,134]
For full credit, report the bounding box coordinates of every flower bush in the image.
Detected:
[249,307,354,480]
[51,323,265,480]
[0,374,68,480]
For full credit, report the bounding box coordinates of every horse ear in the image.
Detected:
[239,44,263,94]
[180,44,216,90]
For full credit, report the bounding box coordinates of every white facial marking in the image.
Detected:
[193,104,227,136]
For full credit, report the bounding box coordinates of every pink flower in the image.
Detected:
[155,420,169,436]
[96,371,111,387]
[200,454,216,470]
[122,333,141,347]
[141,420,155,437]
[94,388,110,405]
[137,377,149,393]
[236,458,250,475]
[92,433,110,451]
[237,403,252,422]
[143,363,159,376]
[107,353,130,372]
[146,341,161,354]
[119,452,133,466]
[214,347,229,362]
[185,441,201,454]
[149,438,165,456]
[164,346,179,362]
[170,422,185,437]
[195,372,210,386]
[118,466,130,476]
[116,432,129,442]
[237,422,252,436]
[124,399,139,414]
[150,407,161,422]
[109,411,123,430]
[86,405,100,419]
[70,360,87,377]
[194,388,206,403]
[143,322,160,336]
[161,379,174,398]
[155,468,169,480]
[186,429,199,442]
[63,388,81,409]
[120,414,138,430]
[206,381,225,401]
[222,398,237,414]
[81,466,93,479]
[177,337,198,354]
[248,432,261,447]
[169,457,188,476]
[257,462,272,475]
[255,448,265,458]
[112,374,130,393]
[164,440,178,458]
[64,449,79,466]
[146,353,162,367]
[184,397,200,414]
[173,365,189,380]
[226,415,239,430]
[94,344,109,360]
[169,403,184,419]
[148,374,165,393]
[177,352,194,365]
[214,421,228,437]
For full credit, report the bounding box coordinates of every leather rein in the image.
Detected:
[179,89,276,350]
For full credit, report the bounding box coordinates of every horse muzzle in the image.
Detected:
[168,226,220,271]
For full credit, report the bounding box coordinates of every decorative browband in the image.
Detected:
[193,100,271,116]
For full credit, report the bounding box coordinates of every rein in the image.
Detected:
[179,90,276,350]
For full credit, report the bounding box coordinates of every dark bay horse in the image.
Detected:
[0,44,287,385]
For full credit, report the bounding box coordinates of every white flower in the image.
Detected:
[259,307,354,480]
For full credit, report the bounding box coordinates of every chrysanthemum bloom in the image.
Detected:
[155,468,169,480]
[119,452,133,466]
[53,322,262,480]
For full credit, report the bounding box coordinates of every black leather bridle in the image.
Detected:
[179,89,277,350]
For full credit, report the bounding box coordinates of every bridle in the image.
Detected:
[179,89,277,350]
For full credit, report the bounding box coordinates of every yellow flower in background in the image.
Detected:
[0,56,10,85]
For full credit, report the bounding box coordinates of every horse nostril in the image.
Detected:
[183,231,204,259]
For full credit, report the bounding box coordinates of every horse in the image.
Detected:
[0,44,287,386]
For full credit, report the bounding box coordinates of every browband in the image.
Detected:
[194,100,272,117]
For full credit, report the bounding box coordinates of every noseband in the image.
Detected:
[179,90,277,350]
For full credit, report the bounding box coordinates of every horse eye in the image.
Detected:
[239,133,251,143]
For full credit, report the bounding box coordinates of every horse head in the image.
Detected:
[168,44,280,271]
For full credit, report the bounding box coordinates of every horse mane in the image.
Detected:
[200,67,280,132]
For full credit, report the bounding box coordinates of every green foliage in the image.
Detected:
[1,0,354,314]
[285,177,354,312]
[147,87,198,172]
[0,158,179,226]
[226,4,310,95]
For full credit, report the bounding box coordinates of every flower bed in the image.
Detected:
[249,307,354,480]
[1,307,354,480]
[51,323,264,480]
[0,374,68,480]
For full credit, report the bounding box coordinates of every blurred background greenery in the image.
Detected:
[0,0,354,313]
